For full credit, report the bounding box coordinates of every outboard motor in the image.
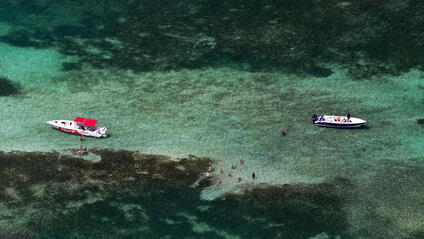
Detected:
[97,127,108,137]
[312,114,318,123]
[100,127,107,137]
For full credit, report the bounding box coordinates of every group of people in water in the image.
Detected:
[71,145,88,155]
[71,135,88,156]
[207,158,256,186]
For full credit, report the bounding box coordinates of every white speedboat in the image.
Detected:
[46,117,107,137]
[312,114,366,128]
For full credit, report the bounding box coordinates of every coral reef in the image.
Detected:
[0,0,422,77]
[0,76,20,96]
[0,150,351,238]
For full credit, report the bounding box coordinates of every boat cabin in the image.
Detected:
[74,117,99,131]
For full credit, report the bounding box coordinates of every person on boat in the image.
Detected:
[347,112,351,122]
[312,114,318,123]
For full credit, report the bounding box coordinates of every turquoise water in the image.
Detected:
[1,1,424,238]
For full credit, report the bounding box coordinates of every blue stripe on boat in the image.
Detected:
[315,122,364,128]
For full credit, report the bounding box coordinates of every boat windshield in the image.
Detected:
[318,115,324,121]
[76,123,98,131]
[86,126,99,131]
[76,123,87,130]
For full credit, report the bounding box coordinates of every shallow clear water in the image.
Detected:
[1,1,424,238]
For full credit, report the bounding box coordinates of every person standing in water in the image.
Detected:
[252,172,255,180]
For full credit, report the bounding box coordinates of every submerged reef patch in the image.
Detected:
[61,62,82,71]
[0,76,20,96]
[0,150,353,239]
[0,0,423,77]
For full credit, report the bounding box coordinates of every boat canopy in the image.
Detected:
[74,117,85,123]
[84,119,97,126]
[73,117,97,126]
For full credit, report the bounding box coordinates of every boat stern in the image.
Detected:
[96,127,108,137]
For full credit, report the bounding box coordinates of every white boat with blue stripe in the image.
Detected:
[312,114,366,128]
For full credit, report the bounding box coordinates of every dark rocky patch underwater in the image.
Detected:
[0,76,20,96]
[1,0,424,78]
[0,150,351,239]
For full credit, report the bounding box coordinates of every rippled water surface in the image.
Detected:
[1,1,424,238]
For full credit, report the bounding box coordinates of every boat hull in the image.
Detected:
[314,122,365,128]
[313,115,366,128]
[54,126,81,135]
[46,120,107,138]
